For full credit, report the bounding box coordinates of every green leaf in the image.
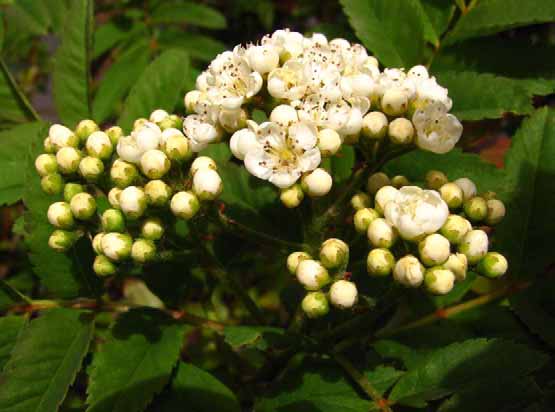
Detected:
[118,49,190,132]
[86,308,187,412]
[158,30,226,62]
[158,362,240,412]
[224,326,287,351]
[435,71,555,120]
[93,21,131,59]
[0,271,34,311]
[445,0,555,45]
[8,0,69,35]
[0,316,27,370]
[389,339,549,404]
[340,0,428,67]
[0,308,94,412]
[198,142,232,164]
[419,0,456,45]
[151,1,226,29]
[0,58,39,124]
[365,365,404,396]
[53,0,93,127]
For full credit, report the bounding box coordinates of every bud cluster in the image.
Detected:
[36,110,224,276]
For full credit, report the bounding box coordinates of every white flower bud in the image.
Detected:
[47,201,74,229]
[35,154,58,176]
[329,280,358,309]
[108,187,122,209]
[351,192,371,210]
[101,209,125,232]
[374,185,398,214]
[49,124,78,150]
[354,207,380,234]
[43,137,56,153]
[230,128,258,160]
[144,179,172,207]
[367,172,390,195]
[110,159,138,188]
[393,255,425,287]
[296,259,330,291]
[193,168,223,200]
[119,186,147,219]
[75,119,99,142]
[319,238,349,269]
[381,88,409,116]
[92,233,104,254]
[106,126,123,145]
[184,90,201,113]
[440,215,472,245]
[41,173,64,195]
[101,232,132,261]
[140,149,170,179]
[408,65,429,80]
[219,108,247,133]
[160,127,183,145]
[116,136,143,164]
[270,104,299,127]
[317,128,342,157]
[246,45,279,74]
[301,168,332,197]
[439,182,464,209]
[367,248,395,276]
[362,112,388,139]
[280,184,304,208]
[141,217,164,241]
[458,229,488,264]
[426,170,448,190]
[463,196,488,222]
[93,255,117,276]
[191,156,217,175]
[388,118,414,145]
[418,233,450,266]
[286,251,312,275]
[339,107,364,137]
[302,291,329,318]
[444,253,468,281]
[485,199,505,226]
[64,183,84,202]
[133,118,148,131]
[86,131,113,159]
[478,252,508,278]
[48,230,77,252]
[170,191,200,220]
[164,135,190,162]
[367,218,397,248]
[149,109,169,124]
[78,156,104,181]
[56,147,82,174]
[424,267,455,295]
[131,238,157,263]
[135,122,162,152]
[454,177,477,201]
[70,192,96,220]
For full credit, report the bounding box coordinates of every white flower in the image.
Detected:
[413,102,462,154]
[384,186,449,241]
[329,280,358,309]
[244,44,279,74]
[183,114,221,152]
[244,121,321,188]
[267,60,307,100]
[230,126,258,160]
[415,77,452,110]
[262,29,305,60]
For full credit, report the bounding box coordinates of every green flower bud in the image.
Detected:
[170,191,200,219]
[56,147,82,174]
[354,207,380,234]
[296,259,330,291]
[426,170,448,190]
[280,184,304,208]
[159,114,183,130]
[48,229,77,252]
[63,183,84,202]
[92,233,104,254]
[193,168,223,200]
[190,156,217,175]
[141,217,164,241]
[79,156,104,182]
[463,196,487,222]
[108,187,122,209]
[367,218,398,248]
[444,253,468,281]
[110,159,138,188]
[140,149,171,179]
[86,131,113,159]
[424,266,455,295]
[131,238,157,263]
[101,209,125,232]
[43,137,56,153]
[164,135,190,162]
[144,180,172,207]
[454,177,477,201]
[93,255,117,276]
[367,248,395,276]
[439,182,464,209]
[70,192,97,220]
[478,252,508,278]
[418,233,450,266]
[75,119,99,142]
[133,118,148,131]
[41,173,64,195]
[367,172,390,195]
[106,126,123,145]
[458,229,488,264]
[393,255,425,287]
[286,251,312,275]
[317,128,342,156]
[391,175,410,188]
[101,232,132,261]
[329,280,358,309]
[480,190,497,201]
[47,201,74,229]
[381,89,408,116]
[35,154,58,176]
[319,238,349,269]
[485,199,505,226]
[301,291,329,318]
[362,111,388,139]
[119,186,147,219]
[440,215,472,245]
[388,117,414,145]
[351,192,371,210]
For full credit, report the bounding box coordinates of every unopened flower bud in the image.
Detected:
[367,172,390,195]
[480,190,497,201]
[393,255,425,287]
[110,159,138,188]
[444,253,468,281]
[367,248,395,276]
[193,168,223,200]
[246,45,279,74]
[381,89,408,116]
[230,128,258,160]
[79,156,104,181]
[150,109,169,124]
[106,126,123,145]
[64,183,84,202]
[56,147,81,174]
[458,229,488,264]
[164,135,190,162]
[329,280,358,309]
[374,185,398,214]
[454,177,477,201]
[270,104,298,127]
[440,215,472,245]
[133,118,149,131]
[388,118,414,145]
[301,291,329,318]
[140,149,170,179]
[144,180,172,207]
[477,252,508,278]
[131,238,157,263]
[184,90,201,112]
[296,259,330,291]
[367,217,397,248]
[362,111,388,139]
[119,186,147,219]
[485,199,505,226]
[191,156,217,175]
[439,182,464,209]
[93,255,117,276]
[391,175,409,188]
[301,168,333,197]
[141,217,164,241]
[41,173,63,195]
[92,233,104,254]
[86,131,113,159]
[418,233,450,266]
[160,114,183,131]
[317,128,342,157]
[108,187,122,208]
[47,201,74,229]
[354,207,380,234]
[43,137,56,153]
[426,170,448,190]
[75,119,99,142]
[320,238,349,269]
[170,191,200,219]
[70,192,96,220]
[101,209,125,232]
[49,124,78,150]
[351,192,371,210]
[35,154,58,176]
[424,266,455,295]
[280,184,304,208]
[48,230,77,252]
[463,196,487,222]
[101,232,132,261]
[287,251,312,275]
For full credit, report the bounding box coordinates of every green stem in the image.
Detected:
[0,279,33,305]
[0,58,41,121]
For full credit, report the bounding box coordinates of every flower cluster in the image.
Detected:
[35,110,223,276]
[183,29,462,207]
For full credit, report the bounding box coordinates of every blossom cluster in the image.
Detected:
[35,110,223,276]
[183,29,463,207]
